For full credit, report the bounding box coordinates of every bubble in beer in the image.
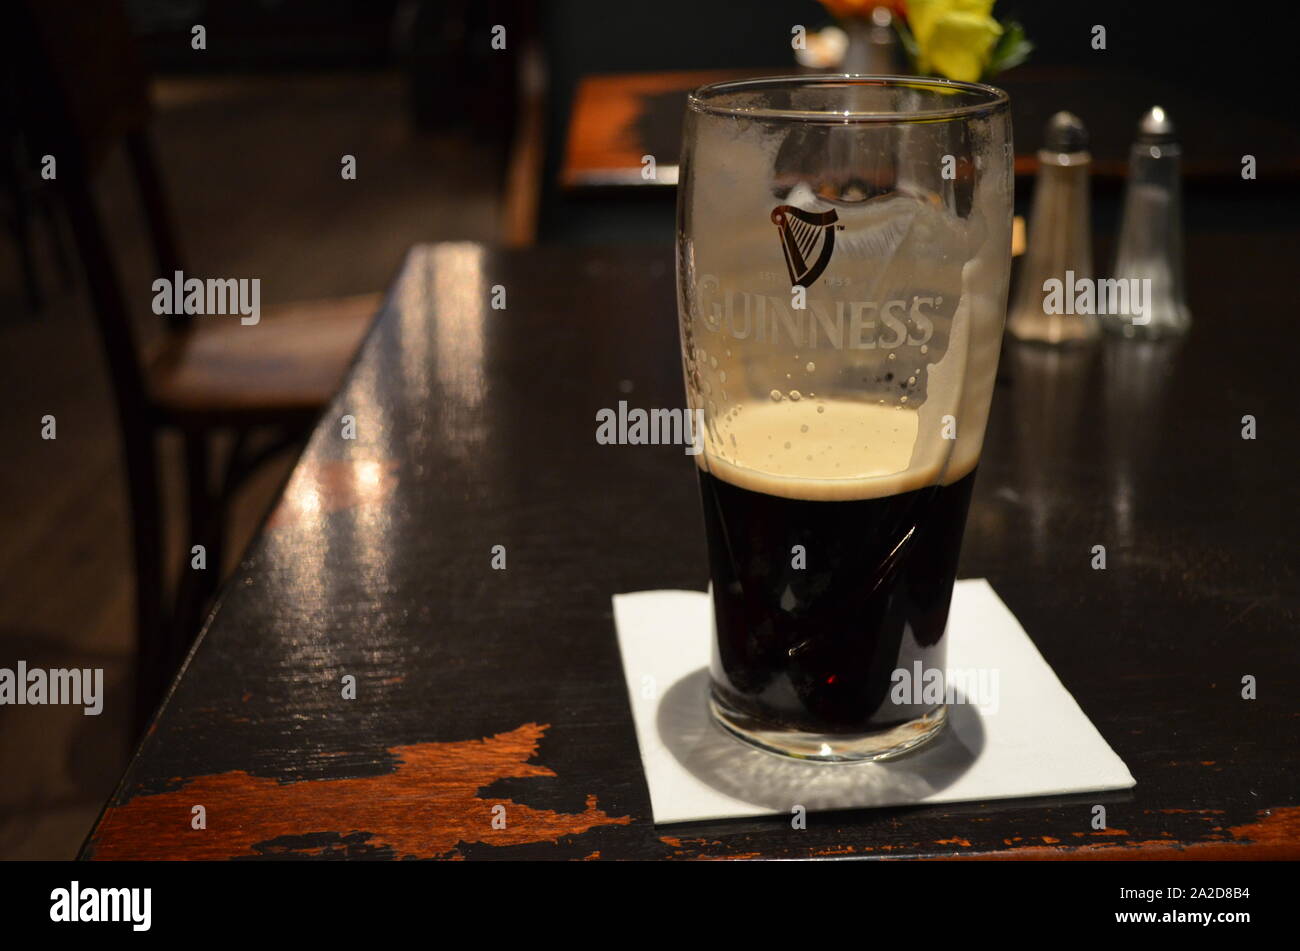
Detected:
[719,370,727,383]
[806,362,815,372]
[790,390,802,401]
[800,424,809,433]
[784,441,791,449]
[817,405,825,413]
[770,389,783,401]
[709,355,718,369]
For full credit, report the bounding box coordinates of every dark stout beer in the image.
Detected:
[678,75,1013,759]
[699,466,977,737]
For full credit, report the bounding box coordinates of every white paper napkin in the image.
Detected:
[612,579,1134,825]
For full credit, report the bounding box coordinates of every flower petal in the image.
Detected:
[926,11,1003,82]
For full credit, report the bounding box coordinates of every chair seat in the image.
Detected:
[148,292,381,425]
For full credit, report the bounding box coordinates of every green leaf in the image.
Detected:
[984,20,1033,77]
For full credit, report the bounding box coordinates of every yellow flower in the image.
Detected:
[907,0,1004,82]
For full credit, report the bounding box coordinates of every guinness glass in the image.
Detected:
[677,77,1013,761]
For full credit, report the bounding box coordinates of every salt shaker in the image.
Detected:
[1007,112,1098,344]
[1105,107,1192,338]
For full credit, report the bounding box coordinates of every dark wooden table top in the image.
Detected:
[562,67,1300,191]
[85,226,1299,860]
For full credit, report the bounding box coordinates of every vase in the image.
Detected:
[840,9,903,75]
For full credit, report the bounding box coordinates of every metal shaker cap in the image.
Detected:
[1044,111,1088,153]
[1136,106,1177,143]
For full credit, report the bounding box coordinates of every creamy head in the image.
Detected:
[698,398,976,501]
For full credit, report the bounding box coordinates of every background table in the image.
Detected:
[562,67,1300,191]
[85,228,1298,859]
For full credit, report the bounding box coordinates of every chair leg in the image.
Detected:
[57,171,168,734]
[124,131,183,292]
[2,146,44,311]
[40,187,77,287]
[171,430,219,665]
[199,434,227,613]
[125,428,167,735]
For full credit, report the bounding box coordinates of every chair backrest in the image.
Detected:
[18,0,150,165]
[12,0,188,379]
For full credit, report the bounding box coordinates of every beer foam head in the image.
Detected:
[699,398,972,501]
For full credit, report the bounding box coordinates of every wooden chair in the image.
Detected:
[12,0,379,729]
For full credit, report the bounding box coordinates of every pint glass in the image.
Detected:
[676,76,1013,762]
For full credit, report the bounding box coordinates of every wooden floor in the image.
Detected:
[0,71,502,858]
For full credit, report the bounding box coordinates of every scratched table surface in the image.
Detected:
[85,227,1299,860]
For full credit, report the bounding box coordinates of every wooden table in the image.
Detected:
[85,230,1299,860]
[562,67,1300,191]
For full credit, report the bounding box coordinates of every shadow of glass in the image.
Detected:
[656,668,985,813]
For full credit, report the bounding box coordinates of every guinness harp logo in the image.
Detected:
[771,205,839,288]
